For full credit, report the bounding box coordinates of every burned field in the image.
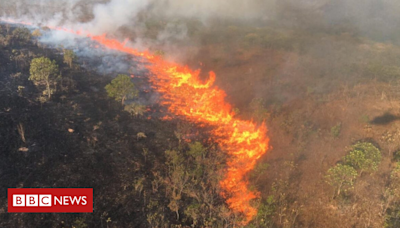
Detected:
[0,25,224,227]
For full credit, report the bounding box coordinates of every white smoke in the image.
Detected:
[78,0,149,35]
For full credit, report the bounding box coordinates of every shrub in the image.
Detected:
[29,57,59,99]
[105,74,138,105]
[343,142,381,175]
[331,123,342,138]
[325,164,358,196]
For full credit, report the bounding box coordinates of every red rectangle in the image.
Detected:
[8,188,93,213]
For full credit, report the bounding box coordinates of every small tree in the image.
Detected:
[12,27,32,43]
[343,142,381,175]
[63,49,76,68]
[105,74,138,105]
[124,102,146,117]
[29,57,59,99]
[325,164,358,196]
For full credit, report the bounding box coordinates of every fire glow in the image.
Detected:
[2,19,270,223]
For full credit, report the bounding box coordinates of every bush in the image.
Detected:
[105,74,138,105]
[12,27,32,43]
[343,142,381,175]
[331,123,342,138]
[325,164,358,196]
[29,57,59,99]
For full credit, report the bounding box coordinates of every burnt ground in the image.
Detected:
[0,26,184,227]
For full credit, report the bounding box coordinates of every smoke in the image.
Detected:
[2,0,400,57]
[0,0,271,34]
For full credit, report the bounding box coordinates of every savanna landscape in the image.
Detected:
[2,0,400,227]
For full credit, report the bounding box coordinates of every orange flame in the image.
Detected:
[2,20,269,224]
[88,36,270,224]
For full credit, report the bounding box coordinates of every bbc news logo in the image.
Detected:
[8,188,93,213]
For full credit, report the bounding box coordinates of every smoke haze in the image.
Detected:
[2,0,400,42]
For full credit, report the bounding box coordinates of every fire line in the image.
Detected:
[2,19,270,224]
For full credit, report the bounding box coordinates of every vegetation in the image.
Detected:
[11,27,32,43]
[124,102,146,117]
[63,49,76,68]
[385,163,400,227]
[325,164,358,196]
[331,123,342,138]
[3,8,400,226]
[29,57,59,99]
[31,29,42,37]
[105,74,138,105]
[343,142,382,175]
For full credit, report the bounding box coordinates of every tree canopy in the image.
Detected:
[343,142,381,175]
[29,57,59,99]
[325,164,358,196]
[12,27,32,43]
[63,49,76,68]
[105,74,138,105]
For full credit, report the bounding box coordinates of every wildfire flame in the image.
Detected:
[2,19,270,224]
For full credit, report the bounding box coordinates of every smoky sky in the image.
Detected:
[1,0,400,42]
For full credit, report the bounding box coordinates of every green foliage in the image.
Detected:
[163,142,229,226]
[187,142,206,158]
[72,217,88,228]
[385,205,400,228]
[12,27,32,42]
[63,49,76,68]
[331,123,342,138]
[105,74,138,105]
[325,164,358,196]
[29,57,59,99]
[343,142,382,174]
[390,163,400,196]
[246,196,275,228]
[124,102,146,116]
[146,199,167,227]
[384,163,400,227]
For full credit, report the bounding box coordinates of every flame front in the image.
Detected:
[2,20,270,223]
[96,40,270,224]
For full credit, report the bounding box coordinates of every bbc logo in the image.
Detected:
[13,194,52,207]
[8,188,93,213]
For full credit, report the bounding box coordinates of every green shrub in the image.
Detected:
[325,164,358,196]
[344,142,381,174]
[331,123,342,138]
[105,74,138,105]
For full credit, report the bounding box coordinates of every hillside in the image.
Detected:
[2,12,400,228]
